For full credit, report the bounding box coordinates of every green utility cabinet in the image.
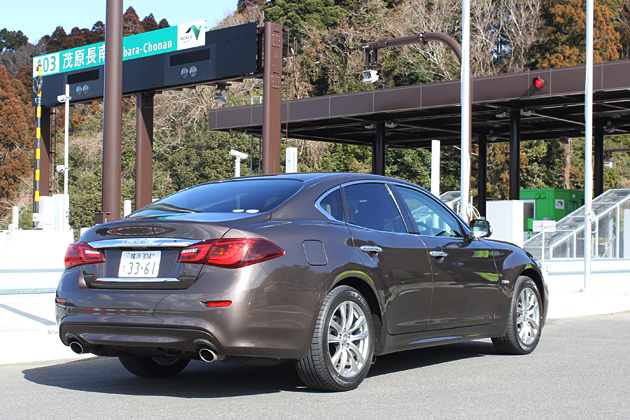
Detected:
[519,188,584,231]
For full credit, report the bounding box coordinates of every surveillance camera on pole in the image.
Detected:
[361,70,379,84]
[229,149,248,177]
[229,149,249,160]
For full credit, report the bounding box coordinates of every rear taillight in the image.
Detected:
[177,238,284,268]
[177,241,217,264]
[64,242,106,269]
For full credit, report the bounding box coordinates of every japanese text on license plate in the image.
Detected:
[118,251,161,278]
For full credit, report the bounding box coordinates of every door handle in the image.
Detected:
[360,245,383,254]
[430,251,448,258]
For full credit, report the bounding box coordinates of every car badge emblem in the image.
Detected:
[122,238,148,245]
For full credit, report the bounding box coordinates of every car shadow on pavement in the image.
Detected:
[368,340,497,378]
[23,357,301,397]
[22,340,497,397]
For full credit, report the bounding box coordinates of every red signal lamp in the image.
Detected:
[532,77,545,89]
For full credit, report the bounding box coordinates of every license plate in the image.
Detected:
[118,251,161,278]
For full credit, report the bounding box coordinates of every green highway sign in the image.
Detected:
[33,20,205,78]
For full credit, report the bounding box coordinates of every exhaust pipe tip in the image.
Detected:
[69,341,84,354]
[199,348,219,363]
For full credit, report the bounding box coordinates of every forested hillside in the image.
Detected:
[1,0,630,233]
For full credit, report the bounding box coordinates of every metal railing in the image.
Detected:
[524,189,630,259]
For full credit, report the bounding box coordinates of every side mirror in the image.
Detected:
[469,219,492,240]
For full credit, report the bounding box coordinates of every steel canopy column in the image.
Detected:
[101,0,123,223]
[372,123,386,175]
[509,109,521,200]
[431,140,440,196]
[136,92,154,209]
[478,132,487,218]
[262,21,283,174]
[594,126,604,197]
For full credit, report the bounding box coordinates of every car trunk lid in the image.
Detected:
[78,213,270,290]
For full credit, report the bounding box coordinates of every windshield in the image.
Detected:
[131,179,303,218]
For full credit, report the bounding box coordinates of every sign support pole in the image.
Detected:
[58,84,71,231]
[63,85,70,196]
[33,65,43,227]
[136,92,154,210]
[100,0,123,223]
[262,21,283,174]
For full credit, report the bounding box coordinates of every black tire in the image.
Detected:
[492,276,543,355]
[296,286,374,392]
[119,355,190,378]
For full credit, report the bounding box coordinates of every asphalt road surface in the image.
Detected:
[1,312,629,420]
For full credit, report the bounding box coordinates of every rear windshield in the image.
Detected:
[131,179,303,218]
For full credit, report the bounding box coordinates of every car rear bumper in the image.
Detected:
[57,313,314,360]
[56,265,322,360]
[60,323,225,358]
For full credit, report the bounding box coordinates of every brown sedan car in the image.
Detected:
[56,173,548,391]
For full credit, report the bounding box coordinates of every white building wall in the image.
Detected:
[486,200,524,248]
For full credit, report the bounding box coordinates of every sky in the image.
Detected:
[2,0,239,44]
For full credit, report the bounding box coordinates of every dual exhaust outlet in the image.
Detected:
[198,348,222,363]
[69,341,86,354]
[68,339,222,363]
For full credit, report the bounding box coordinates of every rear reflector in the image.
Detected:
[201,300,232,308]
[64,242,106,269]
[177,238,284,268]
[55,298,67,304]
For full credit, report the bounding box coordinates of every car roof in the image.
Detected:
[211,172,418,188]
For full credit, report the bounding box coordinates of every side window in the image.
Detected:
[317,189,344,221]
[344,183,407,233]
[394,186,463,238]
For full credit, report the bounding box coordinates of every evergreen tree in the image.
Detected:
[264,0,357,35]
[238,0,266,13]
[0,29,28,52]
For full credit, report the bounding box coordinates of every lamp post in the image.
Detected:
[461,0,472,221]
[359,31,473,221]
[56,84,71,231]
[583,0,594,291]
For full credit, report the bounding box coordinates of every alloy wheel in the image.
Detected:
[516,287,540,346]
[327,300,370,378]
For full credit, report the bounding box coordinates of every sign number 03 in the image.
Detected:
[33,53,60,77]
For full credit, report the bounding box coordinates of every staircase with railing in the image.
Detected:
[524,189,630,260]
